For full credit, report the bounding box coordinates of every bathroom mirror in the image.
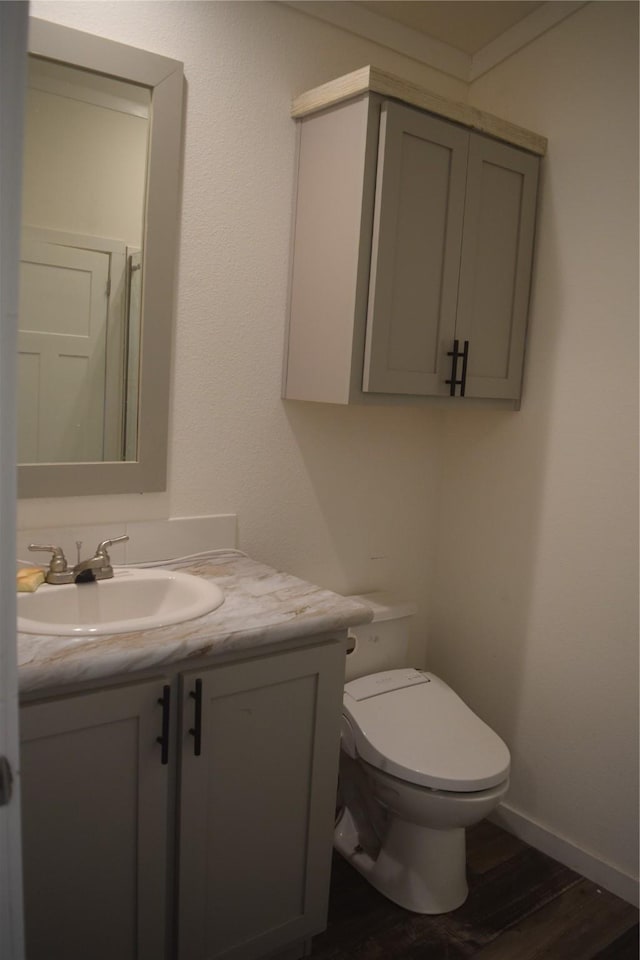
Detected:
[18,18,183,497]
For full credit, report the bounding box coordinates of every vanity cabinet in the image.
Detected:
[19,637,345,960]
[20,679,169,960]
[284,88,540,406]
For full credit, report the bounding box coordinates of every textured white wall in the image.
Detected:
[429,1,639,885]
[23,0,467,664]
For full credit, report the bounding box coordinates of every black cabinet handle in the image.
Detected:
[156,684,171,766]
[446,339,469,397]
[460,339,469,397]
[446,339,460,396]
[189,679,203,757]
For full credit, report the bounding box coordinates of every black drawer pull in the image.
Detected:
[189,679,203,757]
[156,684,171,766]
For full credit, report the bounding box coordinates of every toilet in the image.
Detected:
[335,593,510,915]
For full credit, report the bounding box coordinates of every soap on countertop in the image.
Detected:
[17,566,45,593]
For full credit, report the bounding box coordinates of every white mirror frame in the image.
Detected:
[19,18,183,498]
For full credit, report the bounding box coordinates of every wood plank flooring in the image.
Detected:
[312,821,638,959]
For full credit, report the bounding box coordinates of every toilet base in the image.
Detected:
[335,806,468,914]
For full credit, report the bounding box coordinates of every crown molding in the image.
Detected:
[470,1,589,81]
[281,1,590,87]
[281,1,471,82]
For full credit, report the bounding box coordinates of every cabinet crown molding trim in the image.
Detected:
[291,65,547,156]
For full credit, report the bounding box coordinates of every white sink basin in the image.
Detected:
[17,567,224,636]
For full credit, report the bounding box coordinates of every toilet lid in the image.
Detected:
[343,669,510,792]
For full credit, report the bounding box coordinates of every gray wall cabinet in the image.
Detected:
[20,636,346,960]
[284,95,540,407]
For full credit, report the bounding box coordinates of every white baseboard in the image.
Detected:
[491,803,639,907]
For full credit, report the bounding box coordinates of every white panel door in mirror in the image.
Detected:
[18,238,109,464]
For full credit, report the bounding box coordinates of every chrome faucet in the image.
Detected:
[72,536,130,582]
[29,536,129,584]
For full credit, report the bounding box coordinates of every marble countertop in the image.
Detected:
[18,552,373,696]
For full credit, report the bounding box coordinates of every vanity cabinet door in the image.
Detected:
[20,680,170,960]
[177,641,345,960]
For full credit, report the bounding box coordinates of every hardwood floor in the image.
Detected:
[312,821,639,959]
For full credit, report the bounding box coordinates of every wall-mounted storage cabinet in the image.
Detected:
[283,68,544,408]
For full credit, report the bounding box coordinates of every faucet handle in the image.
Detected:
[28,544,69,573]
[95,535,129,560]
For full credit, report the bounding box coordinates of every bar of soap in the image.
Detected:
[17,566,46,593]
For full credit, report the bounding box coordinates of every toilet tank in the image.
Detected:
[344,592,417,682]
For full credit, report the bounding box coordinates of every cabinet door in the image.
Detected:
[363,100,468,396]
[456,135,539,399]
[177,642,345,960]
[20,680,170,960]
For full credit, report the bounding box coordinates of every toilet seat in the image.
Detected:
[343,669,510,792]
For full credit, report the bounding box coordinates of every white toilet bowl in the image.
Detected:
[335,667,510,914]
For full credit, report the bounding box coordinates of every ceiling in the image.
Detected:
[358,1,545,55]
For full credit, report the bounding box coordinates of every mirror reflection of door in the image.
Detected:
[19,55,149,464]
[18,237,110,463]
